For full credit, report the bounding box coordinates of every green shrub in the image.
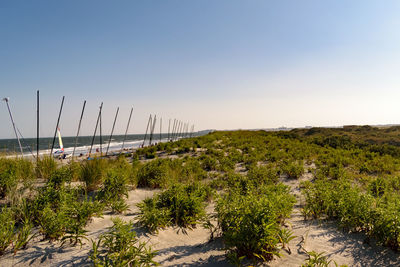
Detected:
[67,160,82,181]
[89,218,158,266]
[179,159,207,182]
[200,155,217,171]
[97,169,129,204]
[216,184,295,262]
[0,158,34,200]
[62,200,101,246]
[13,219,34,253]
[36,156,57,179]
[137,183,211,232]
[0,158,18,199]
[80,158,108,191]
[0,207,15,255]
[368,177,387,197]
[109,199,130,214]
[301,178,400,251]
[137,159,169,188]
[280,160,304,179]
[38,205,67,241]
[47,166,72,189]
[301,250,347,267]
[136,198,171,233]
[247,165,279,185]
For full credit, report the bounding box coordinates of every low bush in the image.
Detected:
[38,205,67,241]
[36,156,57,179]
[47,166,72,189]
[199,155,217,171]
[80,158,108,191]
[280,160,304,179]
[137,183,212,232]
[0,207,15,255]
[97,169,129,204]
[0,159,18,199]
[13,219,34,253]
[302,178,400,251]
[215,184,295,262]
[89,218,158,266]
[247,165,279,185]
[301,250,347,267]
[137,159,169,188]
[62,200,102,246]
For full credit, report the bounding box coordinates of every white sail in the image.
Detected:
[57,127,64,151]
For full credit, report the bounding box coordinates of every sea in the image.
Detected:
[0,132,203,158]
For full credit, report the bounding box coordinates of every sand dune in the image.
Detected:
[1,173,400,266]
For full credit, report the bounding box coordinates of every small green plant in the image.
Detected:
[80,158,108,191]
[137,183,211,232]
[0,158,19,199]
[278,228,296,253]
[36,156,57,179]
[137,159,170,188]
[281,160,304,179]
[97,170,128,203]
[13,219,35,254]
[137,198,171,233]
[38,205,67,241]
[47,166,72,189]
[61,200,99,247]
[216,184,295,262]
[110,199,130,214]
[301,250,347,267]
[97,169,130,214]
[0,207,15,255]
[247,165,279,185]
[88,218,158,266]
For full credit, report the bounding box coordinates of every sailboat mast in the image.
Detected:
[89,102,103,157]
[36,90,39,161]
[50,96,65,156]
[159,117,162,143]
[142,114,152,148]
[2,97,23,156]
[106,107,119,156]
[149,115,156,146]
[121,107,133,152]
[99,106,102,155]
[72,100,86,158]
[168,118,171,141]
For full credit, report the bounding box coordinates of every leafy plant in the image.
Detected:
[61,200,99,247]
[36,156,57,179]
[301,250,347,267]
[137,159,169,188]
[80,158,108,191]
[136,197,171,233]
[216,184,295,262]
[0,158,19,199]
[38,205,67,241]
[137,183,211,232]
[110,199,130,214]
[13,219,35,254]
[0,207,15,255]
[88,218,158,266]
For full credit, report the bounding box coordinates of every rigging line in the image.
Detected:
[16,127,35,158]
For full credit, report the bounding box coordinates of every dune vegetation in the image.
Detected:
[1,126,400,265]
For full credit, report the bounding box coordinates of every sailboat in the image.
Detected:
[53,127,69,159]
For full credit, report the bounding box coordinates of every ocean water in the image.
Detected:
[0,132,201,157]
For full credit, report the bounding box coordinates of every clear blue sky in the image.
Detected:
[1,1,400,138]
